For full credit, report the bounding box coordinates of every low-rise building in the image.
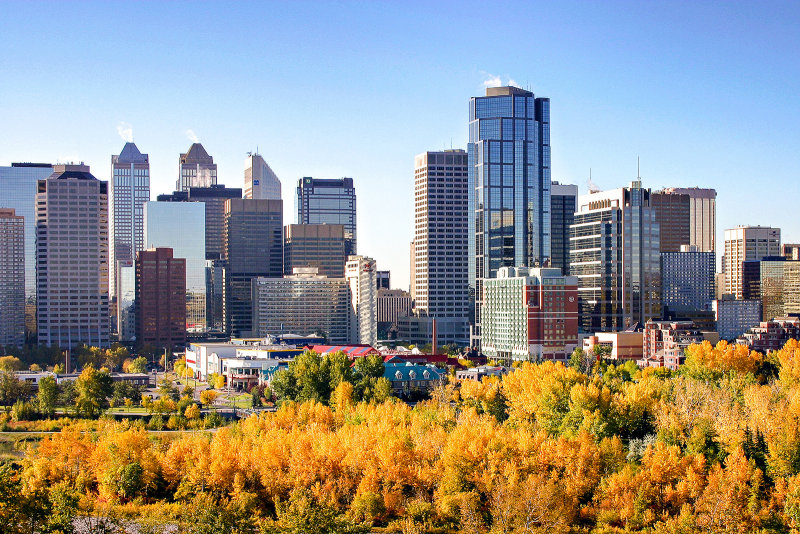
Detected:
[582,331,645,361]
[383,361,443,397]
[640,321,718,370]
[455,365,509,381]
[737,317,800,353]
[185,340,302,380]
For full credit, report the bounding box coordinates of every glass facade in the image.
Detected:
[661,251,715,314]
[468,87,550,342]
[570,182,660,332]
[0,163,54,303]
[144,201,206,332]
[251,273,350,344]
[296,177,356,257]
[223,199,283,337]
[244,153,281,200]
[177,143,217,192]
[550,182,578,275]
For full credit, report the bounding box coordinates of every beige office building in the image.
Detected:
[723,226,781,298]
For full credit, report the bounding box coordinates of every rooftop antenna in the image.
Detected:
[637,156,640,180]
[587,168,600,194]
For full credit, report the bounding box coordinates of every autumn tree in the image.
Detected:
[36,374,58,417]
[74,364,112,417]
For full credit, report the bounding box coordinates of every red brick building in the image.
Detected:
[135,248,186,349]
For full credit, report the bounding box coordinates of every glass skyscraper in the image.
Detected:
[296,177,356,257]
[110,142,150,341]
[0,163,54,331]
[468,86,551,343]
[144,201,206,333]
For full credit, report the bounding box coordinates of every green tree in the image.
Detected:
[0,356,22,371]
[158,377,180,401]
[128,356,148,374]
[37,375,58,417]
[0,371,30,407]
[74,364,112,418]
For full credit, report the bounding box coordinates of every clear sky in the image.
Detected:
[2,0,799,288]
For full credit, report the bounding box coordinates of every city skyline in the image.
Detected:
[2,1,800,289]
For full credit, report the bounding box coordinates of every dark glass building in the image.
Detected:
[223,199,283,337]
[284,223,346,278]
[468,86,551,343]
[651,191,691,252]
[550,182,578,275]
[135,248,186,350]
[296,177,356,257]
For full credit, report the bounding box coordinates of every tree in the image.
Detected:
[37,375,58,417]
[200,389,218,407]
[0,371,30,407]
[74,364,112,418]
[158,377,180,401]
[28,363,41,372]
[0,356,22,371]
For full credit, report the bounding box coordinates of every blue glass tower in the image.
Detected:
[468,86,551,343]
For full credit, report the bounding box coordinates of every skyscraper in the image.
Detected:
[36,165,109,348]
[0,209,25,347]
[296,177,356,256]
[651,190,691,252]
[110,142,150,340]
[223,198,283,337]
[412,150,470,344]
[177,143,217,192]
[136,248,186,350]
[468,86,551,344]
[661,187,717,252]
[158,185,242,260]
[346,255,378,345]
[723,226,781,298]
[550,182,578,275]
[0,162,53,332]
[661,246,716,314]
[244,153,281,200]
[284,224,346,278]
[570,180,661,331]
[144,201,206,333]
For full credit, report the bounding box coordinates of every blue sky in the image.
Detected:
[2,1,799,288]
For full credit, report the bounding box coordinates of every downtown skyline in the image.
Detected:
[2,1,800,289]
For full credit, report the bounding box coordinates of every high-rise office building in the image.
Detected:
[223,198,283,337]
[158,185,242,261]
[741,258,800,321]
[284,224,346,278]
[36,165,109,348]
[550,182,578,275]
[714,296,762,341]
[783,244,800,261]
[651,191,691,252]
[296,177,356,257]
[481,267,578,363]
[244,153,281,200]
[0,209,25,347]
[0,162,54,332]
[346,255,378,346]
[723,226,781,298]
[468,86,551,345]
[376,270,390,290]
[377,288,413,338]
[110,142,150,340]
[177,143,217,192]
[135,248,186,350]
[251,269,350,343]
[413,150,470,343]
[570,180,661,332]
[661,246,716,314]
[661,187,717,252]
[144,201,206,333]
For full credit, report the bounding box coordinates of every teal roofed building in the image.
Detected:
[383,361,443,398]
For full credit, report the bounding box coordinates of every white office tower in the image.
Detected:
[244,153,281,200]
[346,255,378,345]
[110,142,150,340]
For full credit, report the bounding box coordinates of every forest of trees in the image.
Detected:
[4,339,800,533]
